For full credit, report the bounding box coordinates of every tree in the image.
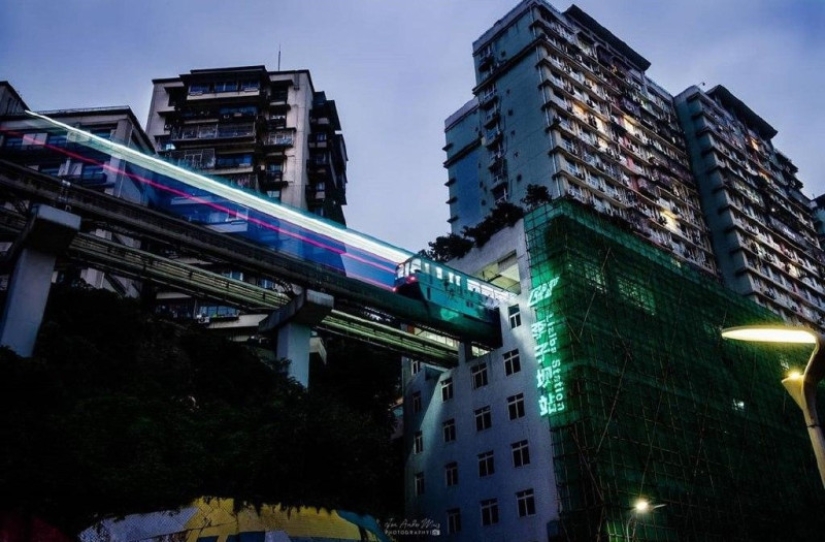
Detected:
[419,233,473,262]
[0,285,400,534]
[521,183,553,210]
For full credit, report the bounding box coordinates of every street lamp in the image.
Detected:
[721,325,825,489]
[624,498,665,540]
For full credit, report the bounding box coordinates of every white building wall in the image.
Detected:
[404,224,559,542]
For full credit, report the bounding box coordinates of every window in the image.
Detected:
[480,499,500,526]
[504,349,521,376]
[443,419,456,442]
[445,462,459,486]
[80,164,105,182]
[475,406,492,431]
[188,83,211,94]
[214,80,238,93]
[215,153,253,169]
[508,304,522,328]
[492,183,509,203]
[414,472,425,496]
[478,451,495,477]
[472,363,489,389]
[512,440,531,467]
[412,391,422,413]
[507,393,526,420]
[441,377,454,401]
[411,359,421,374]
[447,508,462,534]
[3,136,23,149]
[516,489,536,517]
[414,431,423,454]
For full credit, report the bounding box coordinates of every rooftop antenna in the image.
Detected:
[278,44,282,71]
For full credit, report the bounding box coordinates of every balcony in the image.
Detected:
[483,128,502,147]
[167,149,217,170]
[263,131,295,147]
[478,90,498,109]
[261,171,288,190]
[170,122,255,142]
[483,108,500,128]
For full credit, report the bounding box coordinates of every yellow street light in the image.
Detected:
[625,499,665,540]
[721,325,825,489]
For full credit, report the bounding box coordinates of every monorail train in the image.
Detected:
[394,256,511,323]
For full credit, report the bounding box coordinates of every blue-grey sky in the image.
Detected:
[1,0,823,253]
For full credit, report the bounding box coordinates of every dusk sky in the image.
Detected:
[2,0,823,253]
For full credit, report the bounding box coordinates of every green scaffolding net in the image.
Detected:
[525,199,825,541]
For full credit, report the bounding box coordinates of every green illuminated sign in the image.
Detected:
[529,276,565,416]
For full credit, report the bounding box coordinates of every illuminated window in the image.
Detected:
[411,359,421,374]
[617,275,656,315]
[507,393,525,420]
[412,391,422,413]
[441,377,454,401]
[504,349,521,376]
[472,363,489,389]
[516,489,536,517]
[580,258,606,292]
[414,431,423,454]
[475,406,492,431]
[447,509,462,534]
[443,419,456,442]
[445,462,459,486]
[508,304,522,328]
[512,440,531,467]
[478,451,495,477]
[414,472,425,495]
[480,499,499,526]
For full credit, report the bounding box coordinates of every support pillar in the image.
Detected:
[0,204,81,357]
[258,289,333,387]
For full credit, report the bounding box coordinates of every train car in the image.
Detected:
[394,256,510,324]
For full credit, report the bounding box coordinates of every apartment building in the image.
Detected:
[146,65,347,225]
[407,2,825,540]
[144,66,348,321]
[443,1,716,276]
[675,85,825,329]
[0,81,155,296]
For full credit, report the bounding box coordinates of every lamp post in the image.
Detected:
[721,325,825,489]
[624,499,665,540]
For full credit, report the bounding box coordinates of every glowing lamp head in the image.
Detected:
[787,370,803,380]
[721,325,818,345]
[633,499,650,513]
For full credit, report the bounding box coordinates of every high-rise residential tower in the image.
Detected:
[144,66,349,321]
[675,85,825,329]
[406,2,825,541]
[146,66,348,225]
[444,1,716,277]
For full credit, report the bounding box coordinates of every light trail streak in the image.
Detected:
[24,111,413,265]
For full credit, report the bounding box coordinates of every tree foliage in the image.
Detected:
[461,201,525,248]
[521,183,553,210]
[420,202,527,260]
[419,233,473,262]
[0,285,400,535]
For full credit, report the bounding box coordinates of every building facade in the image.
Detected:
[404,200,825,541]
[144,66,349,322]
[444,0,716,277]
[0,82,155,296]
[675,85,825,329]
[146,66,347,225]
[409,1,825,540]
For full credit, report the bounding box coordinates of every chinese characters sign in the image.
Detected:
[529,276,565,417]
